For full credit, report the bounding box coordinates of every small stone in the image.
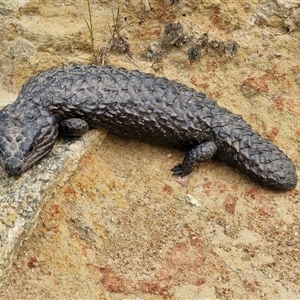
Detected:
[186,194,200,207]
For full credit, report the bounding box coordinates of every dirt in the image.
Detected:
[0,0,299,299]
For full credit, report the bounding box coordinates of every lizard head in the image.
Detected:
[0,101,57,176]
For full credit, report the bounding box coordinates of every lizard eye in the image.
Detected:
[28,145,34,153]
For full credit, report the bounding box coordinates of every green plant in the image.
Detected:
[82,0,96,62]
[98,0,132,65]
[80,0,131,65]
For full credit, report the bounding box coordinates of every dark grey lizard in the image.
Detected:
[0,64,297,190]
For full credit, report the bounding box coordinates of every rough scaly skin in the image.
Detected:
[0,64,297,190]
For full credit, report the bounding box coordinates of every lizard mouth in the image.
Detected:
[14,123,58,176]
[1,140,55,176]
[0,115,58,176]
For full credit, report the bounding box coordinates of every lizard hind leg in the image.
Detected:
[171,140,218,177]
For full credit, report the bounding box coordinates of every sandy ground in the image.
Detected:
[0,0,299,299]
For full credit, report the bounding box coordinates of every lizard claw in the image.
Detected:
[171,164,185,176]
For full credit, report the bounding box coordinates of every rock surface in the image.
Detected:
[0,123,106,286]
[0,0,299,299]
[0,0,30,16]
